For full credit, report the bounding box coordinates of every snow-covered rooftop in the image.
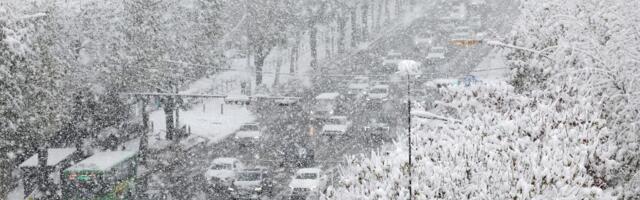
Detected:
[19,148,76,167]
[212,157,239,164]
[65,151,136,171]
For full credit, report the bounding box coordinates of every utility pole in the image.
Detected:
[407,73,412,200]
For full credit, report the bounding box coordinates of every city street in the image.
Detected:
[135,1,520,199]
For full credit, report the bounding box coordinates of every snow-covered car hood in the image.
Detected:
[348,83,368,90]
[322,124,348,132]
[206,169,235,180]
[382,59,401,65]
[289,179,320,190]
[426,53,445,59]
[234,180,261,189]
[235,131,260,139]
[368,93,388,99]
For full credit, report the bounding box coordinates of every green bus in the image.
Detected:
[62,151,137,200]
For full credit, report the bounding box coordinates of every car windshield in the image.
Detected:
[431,48,446,54]
[370,88,387,94]
[211,163,232,170]
[326,118,344,125]
[237,172,261,181]
[239,124,259,131]
[296,173,318,180]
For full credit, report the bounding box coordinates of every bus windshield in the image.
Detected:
[63,173,109,199]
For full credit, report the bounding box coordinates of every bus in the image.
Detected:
[62,151,137,200]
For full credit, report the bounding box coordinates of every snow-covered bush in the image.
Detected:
[324,0,640,199]
[325,82,625,199]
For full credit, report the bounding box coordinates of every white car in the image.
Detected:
[366,85,390,101]
[381,50,403,67]
[346,76,370,98]
[205,157,245,187]
[229,167,273,199]
[288,168,326,200]
[364,121,391,140]
[320,116,352,136]
[234,123,262,145]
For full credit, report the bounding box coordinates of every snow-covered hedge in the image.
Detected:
[323,0,640,199]
[325,82,626,199]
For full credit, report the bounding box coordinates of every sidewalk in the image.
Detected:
[145,59,256,149]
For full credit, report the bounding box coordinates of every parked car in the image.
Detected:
[288,168,326,200]
[229,167,274,199]
[205,157,245,190]
[381,50,403,69]
[234,123,263,146]
[320,116,352,137]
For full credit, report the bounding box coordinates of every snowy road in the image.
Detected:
[133,1,519,199]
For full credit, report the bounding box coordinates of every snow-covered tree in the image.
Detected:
[324,0,640,199]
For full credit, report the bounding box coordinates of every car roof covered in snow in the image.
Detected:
[328,115,348,120]
[371,84,389,89]
[315,92,340,100]
[212,157,239,164]
[296,168,322,174]
[20,148,77,167]
[65,151,136,171]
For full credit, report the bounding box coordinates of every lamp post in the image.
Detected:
[397,60,421,199]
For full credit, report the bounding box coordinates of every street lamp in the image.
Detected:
[397,60,421,199]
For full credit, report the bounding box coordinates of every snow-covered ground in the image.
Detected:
[147,60,255,147]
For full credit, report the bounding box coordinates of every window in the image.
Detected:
[211,163,232,170]
[370,88,388,94]
[237,172,261,181]
[296,173,318,180]
[239,124,259,131]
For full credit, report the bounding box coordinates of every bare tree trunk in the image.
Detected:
[384,0,390,25]
[255,52,265,86]
[376,0,383,30]
[140,97,149,164]
[273,51,283,87]
[163,95,175,140]
[289,46,296,74]
[310,25,318,70]
[325,31,331,59]
[338,15,346,54]
[350,8,358,48]
[37,144,48,196]
[362,3,369,42]
[395,0,402,19]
